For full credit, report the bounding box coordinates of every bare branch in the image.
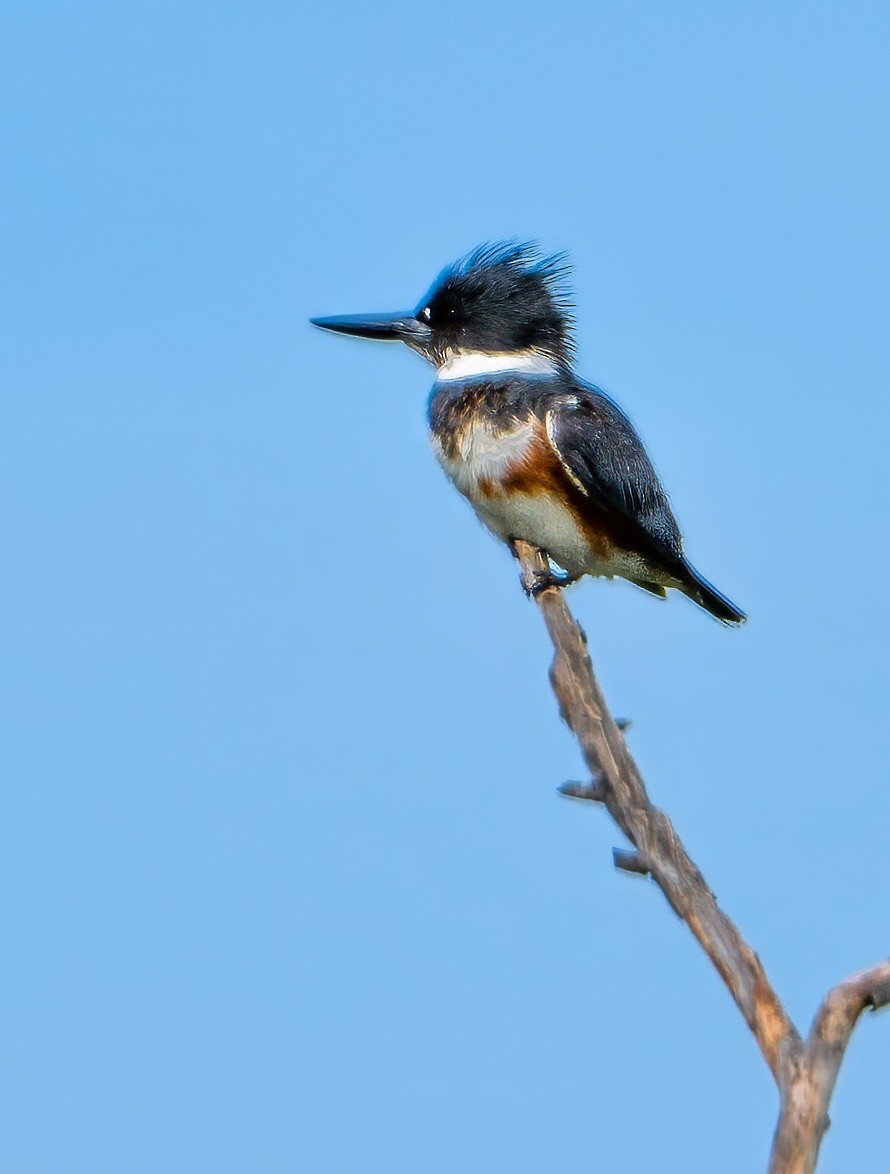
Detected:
[513,541,887,1169]
[514,540,799,1082]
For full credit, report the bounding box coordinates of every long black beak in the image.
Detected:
[310,311,430,345]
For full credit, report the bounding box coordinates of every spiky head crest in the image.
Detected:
[415,241,574,365]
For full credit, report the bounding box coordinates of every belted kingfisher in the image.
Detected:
[311,242,745,624]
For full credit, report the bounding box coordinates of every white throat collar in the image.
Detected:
[436,350,560,382]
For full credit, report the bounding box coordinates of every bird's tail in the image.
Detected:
[678,560,746,626]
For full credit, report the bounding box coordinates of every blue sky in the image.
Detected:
[2,2,889,1170]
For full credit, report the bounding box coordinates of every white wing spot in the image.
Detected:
[545,408,588,496]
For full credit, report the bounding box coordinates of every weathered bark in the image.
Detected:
[512,540,889,1172]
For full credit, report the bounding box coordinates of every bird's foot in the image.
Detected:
[520,563,578,599]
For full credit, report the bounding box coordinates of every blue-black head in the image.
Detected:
[311,241,574,368]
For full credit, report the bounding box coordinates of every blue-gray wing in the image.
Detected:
[544,385,684,564]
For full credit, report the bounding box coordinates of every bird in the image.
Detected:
[311,242,745,625]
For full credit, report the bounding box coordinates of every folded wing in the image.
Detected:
[543,386,684,570]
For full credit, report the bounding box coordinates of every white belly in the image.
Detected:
[475,491,671,584]
[472,490,595,578]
